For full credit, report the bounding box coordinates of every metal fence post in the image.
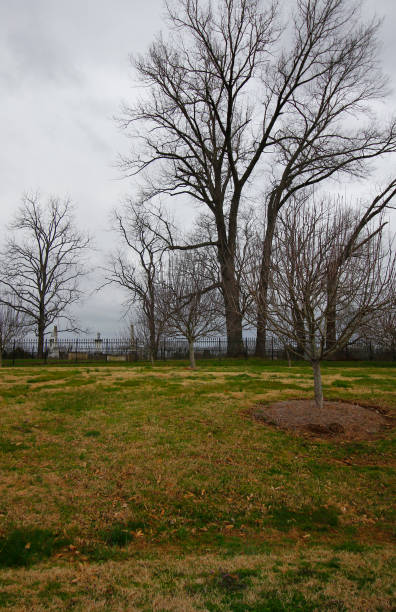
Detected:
[12,340,16,367]
[271,337,274,360]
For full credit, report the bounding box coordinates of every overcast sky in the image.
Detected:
[1,0,395,337]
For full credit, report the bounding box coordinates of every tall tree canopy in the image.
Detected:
[121,0,396,355]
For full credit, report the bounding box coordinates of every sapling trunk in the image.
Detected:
[188,340,196,369]
[312,361,323,409]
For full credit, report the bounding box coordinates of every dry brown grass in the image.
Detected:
[0,547,394,610]
[0,360,395,610]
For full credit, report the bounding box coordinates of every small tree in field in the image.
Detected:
[0,195,90,358]
[263,199,395,408]
[161,251,223,369]
[105,201,169,363]
[0,303,25,367]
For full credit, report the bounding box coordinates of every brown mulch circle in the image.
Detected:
[252,400,395,440]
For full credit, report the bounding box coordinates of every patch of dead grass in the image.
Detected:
[0,547,394,611]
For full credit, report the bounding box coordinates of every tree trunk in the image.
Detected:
[188,339,196,369]
[218,241,243,357]
[148,316,157,362]
[149,336,157,363]
[255,206,277,357]
[224,296,243,357]
[37,318,45,359]
[312,361,323,409]
[211,196,244,357]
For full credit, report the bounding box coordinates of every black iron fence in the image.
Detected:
[2,336,396,364]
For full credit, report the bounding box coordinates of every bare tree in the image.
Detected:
[253,3,396,355]
[261,199,396,408]
[178,209,255,330]
[120,0,396,357]
[161,251,223,368]
[354,305,396,356]
[375,311,396,353]
[105,201,169,363]
[324,181,396,352]
[0,195,90,358]
[0,302,26,367]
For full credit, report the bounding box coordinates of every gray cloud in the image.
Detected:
[0,0,395,336]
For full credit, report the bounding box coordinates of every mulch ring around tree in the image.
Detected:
[251,400,395,441]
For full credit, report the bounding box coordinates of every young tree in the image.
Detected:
[105,201,169,363]
[161,251,223,368]
[121,0,396,357]
[0,195,90,358]
[0,303,25,367]
[262,199,395,408]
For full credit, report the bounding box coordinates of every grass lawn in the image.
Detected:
[0,358,395,611]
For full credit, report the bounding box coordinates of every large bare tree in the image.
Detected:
[263,199,396,408]
[0,195,90,358]
[121,0,396,357]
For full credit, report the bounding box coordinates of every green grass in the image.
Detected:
[268,504,340,532]
[0,528,68,568]
[0,359,394,610]
[0,436,26,453]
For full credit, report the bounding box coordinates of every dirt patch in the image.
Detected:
[252,400,394,440]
